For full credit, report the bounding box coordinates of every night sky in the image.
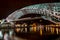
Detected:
[0,0,59,19]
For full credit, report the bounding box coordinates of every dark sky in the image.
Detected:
[0,0,59,19]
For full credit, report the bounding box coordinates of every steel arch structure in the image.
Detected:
[6,3,60,24]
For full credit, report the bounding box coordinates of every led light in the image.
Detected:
[40,28,42,35]
[56,28,59,34]
[16,28,20,32]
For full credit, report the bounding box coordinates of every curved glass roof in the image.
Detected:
[6,3,60,22]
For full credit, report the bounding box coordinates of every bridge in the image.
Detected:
[0,3,60,40]
[4,3,60,24]
[6,8,60,24]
